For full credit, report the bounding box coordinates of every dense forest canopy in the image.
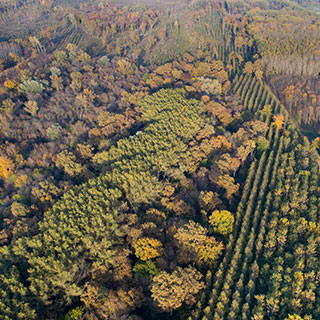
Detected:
[0,0,320,319]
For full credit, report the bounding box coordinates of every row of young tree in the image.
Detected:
[187,74,285,319]
[191,71,320,320]
[250,137,320,319]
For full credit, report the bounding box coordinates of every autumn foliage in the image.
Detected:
[0,155,14,178]
[0,0,319,320]
[133,237,163,261]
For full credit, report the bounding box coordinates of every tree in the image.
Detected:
[55,150,84,176]
[29,36,44,53]
[76,144,94,160]
[285,315,303,320]
[133,260,160,278]
[199,191,222,212]
[237,140,256,163]
[76,89,94,118]
[256,136,269,153]
[217,154,240,176]
[118,59,133,76]
[24,100,38,116]
[251,120,268,135]
[272,115,285,129]
[133,237,163,261]
[198,237,224,266]
[0,266,36,320]
[266,297,279,316]
[50,74,63,91]
[4,80,18,90]
[243,62,254,75]
[64,306,84,320]
[0,156,14,179]
[10,201,28,217]
[255,69,263,81]
[31,179,62,205]
[198,77,222,95]
[151,266,204,315]
[81,285,144,319]
[1,98,15,116]
[19,80,45,94]
[254,60,263,80]
[312,137,320,151]
[216,175,239,199]
[50,67,61,76]
[196,124,216,140]
[209,210,234,236]
[46,123,62,141]
[174,221,208,263]
[174,221,223,265]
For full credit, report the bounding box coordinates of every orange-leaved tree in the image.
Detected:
[0,156,14,179]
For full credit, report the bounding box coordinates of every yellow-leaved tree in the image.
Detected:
[134,237,163,261]
[272,114,285,129]
[0,156,14,179]
[209,210,234,236]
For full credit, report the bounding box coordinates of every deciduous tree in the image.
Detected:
[133,237,163,261]
[151,266,204,315]
[209,210,234,236]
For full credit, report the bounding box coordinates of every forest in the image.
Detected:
[0,0,319,319]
